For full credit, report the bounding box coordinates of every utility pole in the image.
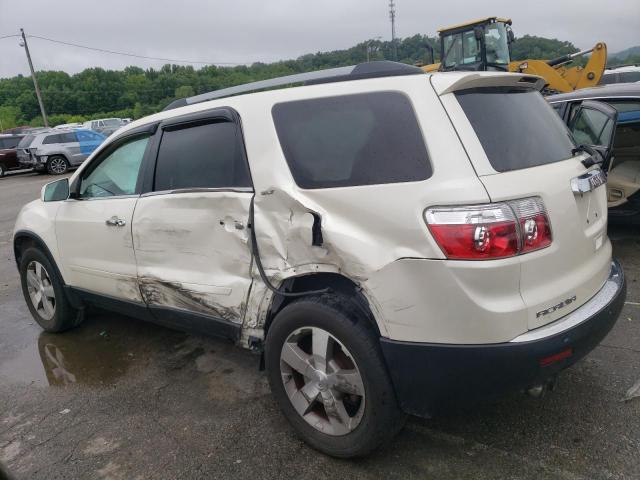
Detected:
[20,28,49,128]
[389,0,397,61]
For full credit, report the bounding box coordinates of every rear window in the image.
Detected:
[272,92,431,189]
[456,88,575,172]
[17,135,35,149]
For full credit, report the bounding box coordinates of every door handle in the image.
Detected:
[105,216,126,227]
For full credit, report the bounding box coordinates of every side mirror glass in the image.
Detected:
[41,178,70,202]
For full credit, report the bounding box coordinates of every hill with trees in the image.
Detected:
[0,34,628,130]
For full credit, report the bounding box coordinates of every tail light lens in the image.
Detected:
[425,197,552,260]
[509,197,552,253]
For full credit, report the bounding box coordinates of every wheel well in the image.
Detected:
[264,273,381,337]
[13,232,63,282]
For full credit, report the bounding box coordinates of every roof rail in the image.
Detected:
[163,61,424,111]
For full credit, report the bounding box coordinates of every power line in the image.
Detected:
[0,34,21,40]
[26,34,247,66]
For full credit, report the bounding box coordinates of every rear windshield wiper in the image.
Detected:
[572,144,600,168]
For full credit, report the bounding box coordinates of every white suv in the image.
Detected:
[13,61,626,458]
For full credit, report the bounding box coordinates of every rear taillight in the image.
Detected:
[509,197,552,253]
[425,197,552,260]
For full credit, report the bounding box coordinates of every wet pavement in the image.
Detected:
[1,171,640,479]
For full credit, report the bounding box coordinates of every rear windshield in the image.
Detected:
[456,88,575,172]
[17,135,35,149]
[272,92,431,189]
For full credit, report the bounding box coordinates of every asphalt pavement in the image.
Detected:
[1,170,639,479]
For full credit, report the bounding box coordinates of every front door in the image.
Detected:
[568,100,619,205]
[132,110,254,329]
[56,133,152,301]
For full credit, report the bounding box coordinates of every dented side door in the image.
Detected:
[131,108,254,329]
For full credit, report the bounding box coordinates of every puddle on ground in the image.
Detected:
[0,313,184,387]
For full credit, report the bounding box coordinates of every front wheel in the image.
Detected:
[47,156,69,175]
[19,247,81,332]
[265,295,406,458]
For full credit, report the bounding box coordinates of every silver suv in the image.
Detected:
[17,129,105,174]
[13,62,626,457]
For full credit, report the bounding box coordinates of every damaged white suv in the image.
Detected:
[14,61,626,458]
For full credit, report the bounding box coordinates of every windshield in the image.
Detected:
[484,22,510,68]
[456,88,576,172]
[17,135,35,149]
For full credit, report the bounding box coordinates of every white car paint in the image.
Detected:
[13,70,613,346]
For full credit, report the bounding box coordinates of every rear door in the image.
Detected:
[58,132,83,166]
[441,83,613,330]
[131,108,254,332]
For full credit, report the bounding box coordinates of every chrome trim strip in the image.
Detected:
[510,261,623,343]
[140,187,254,197]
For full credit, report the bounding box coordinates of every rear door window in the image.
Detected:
[153,121,252,191]
[42,134,63,145]
[272,92,431,189]
[456,88,575,172]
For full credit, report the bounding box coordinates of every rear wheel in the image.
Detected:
[19,247,81,332]
[265,294,406,458]
[0,163,5,177]
[47,156,69,175]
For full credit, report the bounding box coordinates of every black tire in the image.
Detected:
[19,247,81,332]
[265,294,406,458]
[0,163,6,177]
[46,155,69,175]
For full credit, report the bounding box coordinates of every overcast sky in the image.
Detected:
[0,0,638,79]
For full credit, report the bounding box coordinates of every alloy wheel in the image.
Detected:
[280,326,365,436]
[26,261,56,321]
[49,158,67,174]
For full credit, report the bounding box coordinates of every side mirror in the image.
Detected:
[41,178,70,202]
[507,27,515,44]
[473,26,483,41]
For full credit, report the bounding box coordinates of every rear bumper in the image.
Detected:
[380,259,626,418]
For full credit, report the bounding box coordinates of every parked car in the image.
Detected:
[548,83,640,223]
[82,118,125,136]
[17,129,106,175]
[0,134,25,177]
[600,65,640,85]
[53,122,83,130]
[14,62,626,458]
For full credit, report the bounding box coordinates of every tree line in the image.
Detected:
[0,34,634,129]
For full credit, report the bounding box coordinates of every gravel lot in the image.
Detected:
[1,171,639,480]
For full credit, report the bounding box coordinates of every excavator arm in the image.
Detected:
[509,43,607,93]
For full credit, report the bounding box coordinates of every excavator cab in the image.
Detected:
[438,17,514,72]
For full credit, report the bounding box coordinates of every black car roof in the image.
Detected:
[547,83,640,102]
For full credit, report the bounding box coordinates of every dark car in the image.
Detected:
[548,84,640,223]
[0,134,25,177]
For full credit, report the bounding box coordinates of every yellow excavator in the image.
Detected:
[421,17,607,93]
